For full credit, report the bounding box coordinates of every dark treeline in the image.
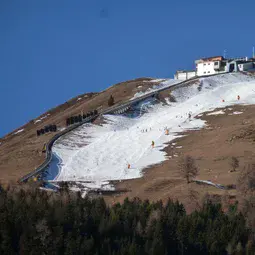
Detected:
[37,125,57,136]
[0,185,254,255]
[66,110,98,126]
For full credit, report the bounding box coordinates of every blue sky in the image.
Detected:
[1,0,255,137]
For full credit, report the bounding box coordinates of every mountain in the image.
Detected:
[1,72,255,211]
[0,77,164,185]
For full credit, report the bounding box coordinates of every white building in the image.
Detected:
[174,55,255,80]
[238,61,254,71]
[174,70,196,80]
[195,56,225,76]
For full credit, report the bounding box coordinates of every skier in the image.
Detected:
[188,112,191,120]
[151,141,155,148]
[237,95,240,100]
[165,129,169,135]
[128,164,131,169]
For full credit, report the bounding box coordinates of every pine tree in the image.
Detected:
[245,240,254,255]
[235,242,244,255]
[108,95,114,106]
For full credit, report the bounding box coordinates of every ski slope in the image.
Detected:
[52,73,255,189]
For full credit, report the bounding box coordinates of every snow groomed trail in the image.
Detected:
[49,73,255,191]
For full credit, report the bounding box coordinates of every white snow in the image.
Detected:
[34,113,50,124]
[207,110,225,116]
[147,79,166,83]
[52,73,255,189]
[195,179,225,189]
[229,111,243,115]
[14,129,24,135]
[77,97,82,101]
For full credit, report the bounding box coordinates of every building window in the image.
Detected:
[208,63,210,65]
[203,63,206,66]
[204,71,206,74]
[208,71,210,73]
[214,61,219,65]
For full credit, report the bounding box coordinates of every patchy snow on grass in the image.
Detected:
[207,110,225,116]
[77,97,82,101]
[34,113,51,124]
[131,79,180,100]
[50,73,255,190]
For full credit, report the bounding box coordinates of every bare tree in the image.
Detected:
[178,155,198,183]
[229,156,239,172]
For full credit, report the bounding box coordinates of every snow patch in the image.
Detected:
[229,111,243,115]
[148,79,166,83]
[58,127,66,132]
[165,97,172,105]
[14,129,24,135]
[34,113,51,124]
[207,110,225,116]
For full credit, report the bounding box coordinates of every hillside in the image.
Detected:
[39,72,255,209]
[0,77,164,184]
[1,72,255,212]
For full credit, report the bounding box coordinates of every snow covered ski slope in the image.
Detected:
[51,73,255,190]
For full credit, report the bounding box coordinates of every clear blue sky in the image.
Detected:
[1,0,255,137]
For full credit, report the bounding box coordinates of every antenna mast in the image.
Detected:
[223,49,227,59]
